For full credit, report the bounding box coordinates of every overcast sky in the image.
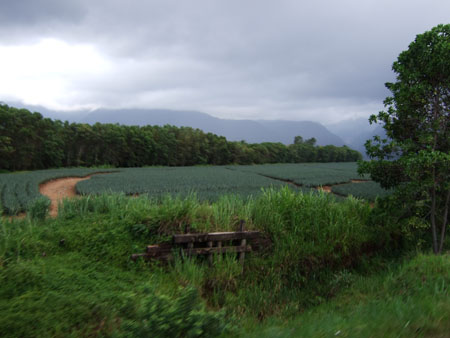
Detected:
[0,0,448,124]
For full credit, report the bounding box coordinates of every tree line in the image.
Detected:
[0,104,361,171]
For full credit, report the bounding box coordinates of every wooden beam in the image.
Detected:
[173,231,261,243]
[181,245,252,255]
[140,244,253,259]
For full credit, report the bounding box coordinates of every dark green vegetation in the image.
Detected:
[0,163,390,215]
[0,103,361,171]
[0,168,113,214]
[2,189,448,337]
[359,24,450,254]
[233,162,366,187]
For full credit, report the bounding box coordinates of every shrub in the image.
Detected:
[118,287,231,337]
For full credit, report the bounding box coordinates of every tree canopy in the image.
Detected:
[359,24,450,254]
[0,104,361,171]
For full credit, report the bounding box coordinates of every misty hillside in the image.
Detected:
[82,108,346,146]
[327,118,387,157]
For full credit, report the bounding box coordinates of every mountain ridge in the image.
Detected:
[6,102,385,150]
[82,108,346,146]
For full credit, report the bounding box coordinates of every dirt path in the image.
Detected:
[39,175,97,217]
[318,179,369,194]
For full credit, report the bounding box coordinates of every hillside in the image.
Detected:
[326,118,386,158]
[83,108,346,146]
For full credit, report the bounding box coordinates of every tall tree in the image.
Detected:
[359,24,450,254]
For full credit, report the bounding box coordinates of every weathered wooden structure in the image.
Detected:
[131,221,267,264]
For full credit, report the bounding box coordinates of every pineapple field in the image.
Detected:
[0,163,389,216]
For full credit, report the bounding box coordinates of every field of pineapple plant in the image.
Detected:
[0,163,389,216]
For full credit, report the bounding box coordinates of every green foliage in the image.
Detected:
[119,287,230,338]
[0,103,361,172]
[359,24,450,254]
[251,188,374,275]
[247,254,450,338]
[0,189,446,336]
[27,196,50,220]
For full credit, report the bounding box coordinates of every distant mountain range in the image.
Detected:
[7,102,386,156]
[82,108,345,146]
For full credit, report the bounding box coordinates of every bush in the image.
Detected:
[118,287,231,337]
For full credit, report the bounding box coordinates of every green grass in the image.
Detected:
[246,253,450,337]
[1,188,442,337]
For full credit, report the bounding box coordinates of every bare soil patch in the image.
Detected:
[317,186,332,193]
[39,174,106,217]
[350,179,370,183]
[317,179,370,194]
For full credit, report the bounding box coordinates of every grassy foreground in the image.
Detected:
[0,188,448,337]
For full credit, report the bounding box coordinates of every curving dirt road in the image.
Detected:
[39,175,96,217]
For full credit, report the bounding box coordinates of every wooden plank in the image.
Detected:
[146,244,173,256]
[181,245,252,255]
[132,252,173,261]
[173,231,261,243]
[135,244,252,260]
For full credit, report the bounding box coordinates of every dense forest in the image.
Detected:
[0,104,361,171]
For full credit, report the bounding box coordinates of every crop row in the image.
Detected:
[331,181,392,201]
[0,163,390,215]
[229,162,369,187]
[76,166,303,201]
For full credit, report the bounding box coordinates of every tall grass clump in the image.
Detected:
[27,196,50,220]
[209,194,254,232]
[210,187,394,318]
[252,187,373,273]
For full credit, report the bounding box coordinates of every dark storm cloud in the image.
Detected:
[0,0,449,122]
[0,0,86,42]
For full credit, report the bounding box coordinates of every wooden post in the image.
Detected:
[217,240,222,262]
[239,220,246,264]
[187,242,194,258]
[207,241,213,265]
[239,239,246,264]
[239,219,245,232]
[184,223,191,234]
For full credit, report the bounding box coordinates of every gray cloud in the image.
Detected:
[0,0,86,43]
[0,0,449,123]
